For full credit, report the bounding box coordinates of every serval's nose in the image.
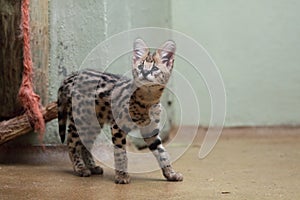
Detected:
[141,69,150,78]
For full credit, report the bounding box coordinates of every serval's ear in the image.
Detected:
[133,38,149,64]
[156,40,176,69]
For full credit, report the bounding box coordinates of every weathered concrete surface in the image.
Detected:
[0,127,299,199]
[46,0,172,144]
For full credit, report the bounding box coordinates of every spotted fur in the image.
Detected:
[57,39,183,184]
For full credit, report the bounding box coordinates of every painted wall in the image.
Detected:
[172,0,300,126]
[46,0,172,143]
[44,0,300,143]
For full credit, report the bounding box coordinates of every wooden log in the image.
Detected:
[0,0,24,120]
[0,102,58,145]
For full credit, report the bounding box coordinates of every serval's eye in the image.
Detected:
[138,64,143,70]
[152,66,159,71]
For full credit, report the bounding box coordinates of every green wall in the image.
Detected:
[172,0,300,126]
[45,0,300,143]
[46,0,172,143]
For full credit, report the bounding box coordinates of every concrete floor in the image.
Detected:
[0,127,299,200]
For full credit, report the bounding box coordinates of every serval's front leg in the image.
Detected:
[144,135,183,181]
[141,120,183,181]
[111,122,130,184]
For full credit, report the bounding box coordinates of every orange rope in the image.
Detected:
[18,0,45,141]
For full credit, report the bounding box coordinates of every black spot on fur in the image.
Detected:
[113,124,118,129]
[121,139,126,145]
[136,101,146,109]
[132,118,139,122]
[99,92,105,98]
[149,139,162,151]
[114,132,123,138]
[75,141,81,146]
[66,79,73,84]
[71,132,79,138]
[98,90,111,98]
[68,124,77,131]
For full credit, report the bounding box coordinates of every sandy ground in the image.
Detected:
[0,127,299,200]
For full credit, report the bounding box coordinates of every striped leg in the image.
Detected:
[142,126,183,182]
[67,119,91,177]
[67,105,103,176]
[111,122,130,184]
[82,145,103,175]
[79,123,103,175]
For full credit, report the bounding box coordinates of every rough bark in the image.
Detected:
[0,0,24,120]
[0,102,57,145]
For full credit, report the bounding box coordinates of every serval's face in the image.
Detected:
[132,39,176,86]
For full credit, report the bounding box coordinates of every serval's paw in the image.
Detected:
[115,171,131,184]
[162,166,183,182]
[90,166,104,175]
[74,167,91,177]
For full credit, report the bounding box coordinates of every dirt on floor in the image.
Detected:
[0,127,299,200]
